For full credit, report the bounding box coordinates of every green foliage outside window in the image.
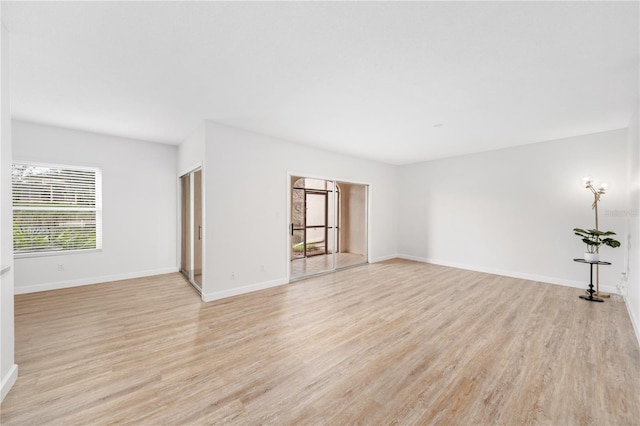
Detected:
[12,162,101,255]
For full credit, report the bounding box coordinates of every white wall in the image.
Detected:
[398,129,629,292]
[178,121,205,177]
[0,13,18,402]
[201,121,398,301]
[626,106,640,342]
[12,121,178,293]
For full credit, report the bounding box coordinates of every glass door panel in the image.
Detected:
[291,185,305,259]
[336,182,368,269]
[180,169,203,293]
[193,170,203,289]
[180,175,191,278]
[305,192,327,257]
[291,229,305,260]
[328,186,335,253]
[290,177,334,278]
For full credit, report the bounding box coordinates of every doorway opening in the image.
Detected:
[290,176,368,279]
[180,169,203,293]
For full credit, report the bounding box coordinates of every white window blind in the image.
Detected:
[12,162,102,256]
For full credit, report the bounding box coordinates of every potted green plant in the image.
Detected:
[573,228,621,261]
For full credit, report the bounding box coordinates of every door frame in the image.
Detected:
[286,172,370,282]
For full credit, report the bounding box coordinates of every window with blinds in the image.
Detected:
[12,162,102,256]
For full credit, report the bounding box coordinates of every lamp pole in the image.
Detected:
[583,177,609,298]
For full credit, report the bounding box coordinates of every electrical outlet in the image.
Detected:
[230,272,235,280]
[57,264,64,272]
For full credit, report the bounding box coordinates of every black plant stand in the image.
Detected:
[573,259,611,302]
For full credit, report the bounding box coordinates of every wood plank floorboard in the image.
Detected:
[1,259,639,425]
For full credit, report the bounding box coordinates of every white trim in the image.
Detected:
[370,254,400,263]
[15,248,102,259]
[1,364,18,402]
[364,184,370,266]
[178,162,203,181]
[13,267,179,294]
[397,254,618,293]
[287,171,371,188]
[624,295,640,347]
[202,277,288,303]
[285,173,292,281]
[11,159,99,172]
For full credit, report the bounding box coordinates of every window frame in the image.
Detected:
[11,160,103,258]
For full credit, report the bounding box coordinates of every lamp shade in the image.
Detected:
[597,183,608,193]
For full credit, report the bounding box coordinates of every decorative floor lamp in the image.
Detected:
[582,176,610,298]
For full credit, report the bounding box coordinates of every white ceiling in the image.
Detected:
[3,1,639,165]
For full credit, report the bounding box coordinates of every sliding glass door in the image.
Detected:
[290,176,367,280]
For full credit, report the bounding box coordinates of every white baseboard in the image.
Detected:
[1,364,18,402]
[14,267,179,294]
[624,296,640,347]
[202,277,289,303]
[201,253,401,302]
[370,254,400,263]
[397,254,619,294]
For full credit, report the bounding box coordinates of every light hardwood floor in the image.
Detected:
[2,259,639,425]
[290,252,367,278]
